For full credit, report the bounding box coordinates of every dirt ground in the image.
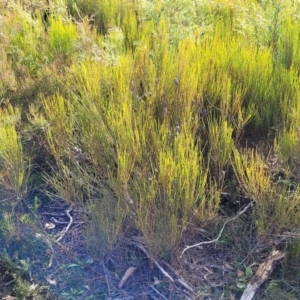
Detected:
[0,193,294,300]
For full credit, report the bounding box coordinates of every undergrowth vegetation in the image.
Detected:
[1,0,300,298]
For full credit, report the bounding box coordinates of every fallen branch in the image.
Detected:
[240,249,286,300]
[181,202,253,257]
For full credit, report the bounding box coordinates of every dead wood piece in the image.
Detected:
[240,249,286,300]
[118,267,137,289]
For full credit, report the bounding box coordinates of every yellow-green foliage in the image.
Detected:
[42,93,74,159]
[55,50,214,256]
[275,86,300,163]
[4,6,48,80]
[0,104,28,196]
[48,16,78,58]
[86,187,126,256]
[67,0,128,34]
[0,212,15,239]
[2,0,300,266]
[232,148,300,236]
[208,118,234,175]
[35,0,300,258]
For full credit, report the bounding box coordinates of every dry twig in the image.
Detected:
[162,261,194,292]
[128,238,194,293]
[149,284,169,300]
[154,260,174,282]
[181,202,254,256]
[128,238,175,282]
[51,217,84,225]
[56,207,73,242]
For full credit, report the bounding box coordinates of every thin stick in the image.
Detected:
[51,217,84,225]
[129,238,175,282]
[181,202,253,257]
[154,261,174,282]
[162,261,194,292]
[56,207,73,242]
[149,284,169,300]
[177,277,194,292]
[43,212,68,216]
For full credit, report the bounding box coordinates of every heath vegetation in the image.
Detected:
[1,0,300,299]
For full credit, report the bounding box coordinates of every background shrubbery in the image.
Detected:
[1,0,300,298]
